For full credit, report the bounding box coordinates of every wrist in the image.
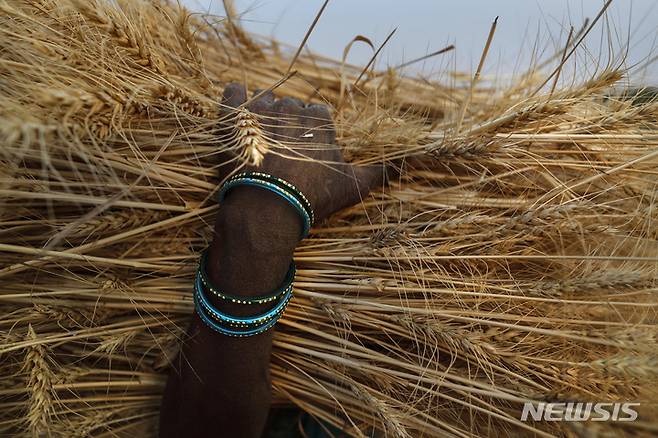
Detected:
[206,185,300,306]
[213,185,301,255]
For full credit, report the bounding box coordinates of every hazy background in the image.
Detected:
[184,0,658,84]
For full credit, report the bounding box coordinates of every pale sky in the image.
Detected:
[185,0,658,84]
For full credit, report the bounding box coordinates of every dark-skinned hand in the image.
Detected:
[159,84,386,438]
[217,82,385,221]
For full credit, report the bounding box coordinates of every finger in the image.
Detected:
[287,96,306,108]
[386,155,427,185]
[338,163,387,210]
[218,83,247,138]
[246,89,276,135]
[271,97,305,144]
[216,84,248,181]
[383,157,406,185]
[247,89,275,113]
[354,163,387,197]
[302,103,336,147]
[221,83,247,112]
[272,96,304,115]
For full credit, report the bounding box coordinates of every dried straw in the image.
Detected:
[1,0,657,437]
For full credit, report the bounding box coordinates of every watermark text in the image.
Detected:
[520,402,639,422]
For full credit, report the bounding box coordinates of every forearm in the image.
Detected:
[206,186,300,308]
[159,187,300,438]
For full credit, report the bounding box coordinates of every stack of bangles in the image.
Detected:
[194,172,314,337]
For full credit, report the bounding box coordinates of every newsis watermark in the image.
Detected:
[520,402,640,422]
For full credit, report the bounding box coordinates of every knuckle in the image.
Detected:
[223,83,245,98]
[304,104,333,130]
[247,90,275,116]
[306,103,331,118]
[273,97,302,113]
[252,89,274,103]
[221,83,247,109]
[246,99,271,115]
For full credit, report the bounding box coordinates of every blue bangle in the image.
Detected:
[235,172,315,225]
[194,273,294,327]
[198,251,295,305]
[194,292,284,337]
[219,177,311,238]
[218,173,314,239]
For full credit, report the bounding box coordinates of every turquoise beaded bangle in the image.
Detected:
[193,249,296,337]
[194,292,284,337]
[218,172,314,239]
[194,273,293,327]
[198,251,294,305]
[231,172,315,225]
[219,177,311,238]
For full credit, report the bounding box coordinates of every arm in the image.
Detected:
[159,84,384,438]
[159,187,298,437]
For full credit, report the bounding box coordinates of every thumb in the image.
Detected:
[339,163,388,210]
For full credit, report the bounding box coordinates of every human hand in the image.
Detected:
[160,85,388,438]
[218,83,386,223]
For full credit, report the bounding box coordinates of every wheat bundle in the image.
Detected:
[1,0,657,437]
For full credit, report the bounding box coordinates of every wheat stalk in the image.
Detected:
[23,326,55,438]
[0,0,656,436]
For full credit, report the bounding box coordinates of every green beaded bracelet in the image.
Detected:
[230,172,315,225]
[219,172,315,238]
[197,251,295,305]
[195,272,293,327]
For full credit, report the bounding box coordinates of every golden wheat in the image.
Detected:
[0,0,657,437]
